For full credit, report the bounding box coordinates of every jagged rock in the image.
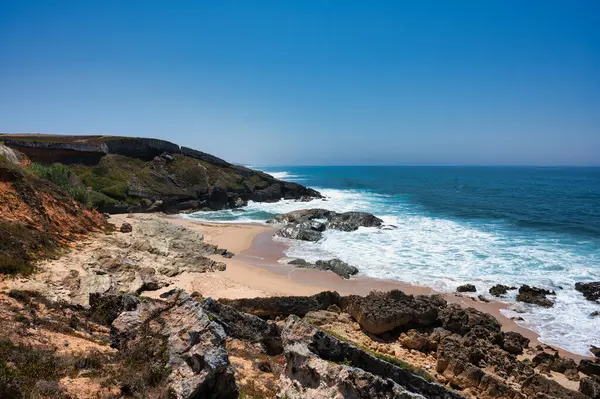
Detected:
[120,222,133,233]
[219,291,341,318]
[575,282,600,302]
[274,224,323,242]
[399,330,430,350]
[532,352,579,380]
[501,331,530,355]
[438,304,501,339]
[520,374,588,398]
[111,290,238,399]
[268,208,383,232]
[580,375,600,398]
[580,359,600,377]
[340,290,446,335]
[88,293,141,325]
[456,284,476,293]
[128,267,164,294]
[280,316,462,399]
[592,346,600,358]
[516,285,555,307]
[202,298,282,355]
[288,258,359,279]
[489,284,516,297]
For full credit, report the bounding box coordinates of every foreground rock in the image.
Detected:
[516,285,556,307]
[575,282,600,302]
[288,258,359,279]
[280,316,462,399]
[112,290,238,398]
[341,290,446,334]
[274,222,323,242]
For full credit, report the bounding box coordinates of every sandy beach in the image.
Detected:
[156,214,589,362]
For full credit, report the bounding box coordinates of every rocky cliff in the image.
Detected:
[0,134,321,213]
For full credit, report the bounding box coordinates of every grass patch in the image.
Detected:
[0,222,57,275]
[30,162,90,205]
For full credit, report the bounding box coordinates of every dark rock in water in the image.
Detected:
[575,281,600,302]
[219,291,341,318]
[579,359,600,377]
[112,290,238,399]
[325,211,383,231]
[340,290,446,335]
[477,295,489,302]
[580,375,600,398]
[215,248,235,258]
[280,316,463,399]
[119,222,133,233]
[592,345,600,358]
[288,258,358,279]
[268,208,383,232]
[202,298,282,355]
[502,331,530,355]
[516,285,555,307]
[489,284,516,297]
[592,311,600,317]
[274,224,323,242]
[456,284,476,293]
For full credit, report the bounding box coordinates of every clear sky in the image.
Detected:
[1,1,599,166]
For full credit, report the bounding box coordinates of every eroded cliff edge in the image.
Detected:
[0,134,321,213]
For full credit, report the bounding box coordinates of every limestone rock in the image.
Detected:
[111,290,238,399]
[575,281,600,302]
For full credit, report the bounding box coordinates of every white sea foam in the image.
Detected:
[184,173,600,356]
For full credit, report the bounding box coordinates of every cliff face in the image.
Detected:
[0,154,107,274]
[0,134,321,213]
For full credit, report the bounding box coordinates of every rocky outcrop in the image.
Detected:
[202,298,283,355]
[580,359,600,377]
[532,352,580,381]
[341,290,446,334]
[575,282,600,302]
[274,223,323,242]
[219,291,341,318]
[516,285,556,307]
[280,316,462,399]
[269,208,383,233]
[580,376,600,398]
[0,134,322,213]
[111,290,238,399]
[489,284,515,297]
[288,258,359,279]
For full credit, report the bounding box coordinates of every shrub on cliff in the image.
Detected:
[30,162,90,205]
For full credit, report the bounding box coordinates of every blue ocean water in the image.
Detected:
[186,166,600,355]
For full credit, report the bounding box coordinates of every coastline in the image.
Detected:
[164,215,590,362]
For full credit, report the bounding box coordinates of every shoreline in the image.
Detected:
[165,215,590,362]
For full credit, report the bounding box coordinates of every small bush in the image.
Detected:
[30,163,89,205]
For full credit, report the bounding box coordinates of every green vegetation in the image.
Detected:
[30,162,90,205]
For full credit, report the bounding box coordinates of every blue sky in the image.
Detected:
[1,1,599,165]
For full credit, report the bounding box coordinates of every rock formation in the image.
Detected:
[288,258,359,279]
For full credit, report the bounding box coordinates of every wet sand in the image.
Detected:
[165,215,589,361]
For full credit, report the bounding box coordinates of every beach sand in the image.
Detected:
[158,214,587,362]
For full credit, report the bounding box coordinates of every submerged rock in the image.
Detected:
[489,284,516,297]
[288,258,359,279]
[516,285,555,307]
[575,281,600,302]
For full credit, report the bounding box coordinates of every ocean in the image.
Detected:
[185,166,600,356]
